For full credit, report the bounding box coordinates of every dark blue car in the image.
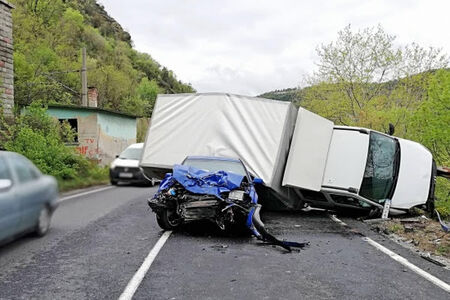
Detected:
[148,156,264,233]
[0,151,59,244]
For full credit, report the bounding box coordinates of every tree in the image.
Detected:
[407,69,450,165]
[303,25,449,133]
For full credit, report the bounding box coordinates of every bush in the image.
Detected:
[1,102,91,180]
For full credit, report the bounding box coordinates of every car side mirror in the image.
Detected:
[0,179,12,191]
[115,154,119,158]
[253,177,263,184]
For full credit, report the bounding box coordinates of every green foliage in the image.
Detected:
[407,70,450,165]
[258,88,300,102]
[302,25,448,133]
[0,103,90,180]
[435,178,450,219]
[137,118,150,143]
[10,0,195,117]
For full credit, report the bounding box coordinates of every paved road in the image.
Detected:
[0,186,448,299]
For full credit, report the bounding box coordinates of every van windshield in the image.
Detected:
[119,147,142,160]
[359,132,399,202]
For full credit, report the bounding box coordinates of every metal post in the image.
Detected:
[81,47,88,107]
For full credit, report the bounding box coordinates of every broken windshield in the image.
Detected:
[359,132,399,202]
[182,158,247,177]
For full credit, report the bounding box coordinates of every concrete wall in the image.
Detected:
[0,1,14,117]
[97,112,136,164]
[47,107,136,165]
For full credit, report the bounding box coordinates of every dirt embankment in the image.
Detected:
[368,216,449,260]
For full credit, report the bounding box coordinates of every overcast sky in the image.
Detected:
[99,0,450,96]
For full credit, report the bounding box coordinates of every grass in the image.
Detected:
[435,177,450,220]
[387,223,404,234]
[57,166,109,193]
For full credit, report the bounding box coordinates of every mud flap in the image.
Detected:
[248,204,309,252]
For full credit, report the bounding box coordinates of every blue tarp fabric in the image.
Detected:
[155,164,263,238]
[159,164,245,200]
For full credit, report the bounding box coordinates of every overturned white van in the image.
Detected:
[141,93,436,214]
[283,108,436,214]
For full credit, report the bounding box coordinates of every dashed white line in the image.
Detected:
[329,215,450,293]
[118,230,172,300]
[58,186,116,203]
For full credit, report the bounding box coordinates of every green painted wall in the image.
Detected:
[47,107,136,139]
[97,112,136,139]
[47,107,95,119]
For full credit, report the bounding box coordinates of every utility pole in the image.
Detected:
[81,47,88,107]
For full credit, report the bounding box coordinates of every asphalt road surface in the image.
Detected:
[0,185,448,299]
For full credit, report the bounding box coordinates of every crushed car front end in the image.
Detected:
[147,159,258,232]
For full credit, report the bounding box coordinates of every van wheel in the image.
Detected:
[36,206,52,237]
[156,209,181,230]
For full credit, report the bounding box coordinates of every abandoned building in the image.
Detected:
[46,89,137,165]
[0,1,14,118]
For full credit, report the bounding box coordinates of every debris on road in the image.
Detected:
[420,254,447,267]
[435,210,449,232]
[368,216,450,262]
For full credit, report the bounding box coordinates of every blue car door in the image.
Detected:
[0,156,20,242]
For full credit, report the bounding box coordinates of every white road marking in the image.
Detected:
[118,231,172,300]
[58,186,115,203]
[329,215,450,293]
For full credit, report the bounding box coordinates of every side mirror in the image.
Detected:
[387,123,395,136]
[0,179,12,191]
[115,154,119,158]
[253,177,263,184]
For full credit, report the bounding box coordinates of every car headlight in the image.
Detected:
[228,190,245,201]
[110,161,116,170]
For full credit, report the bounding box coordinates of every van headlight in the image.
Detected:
[228,190,245,201]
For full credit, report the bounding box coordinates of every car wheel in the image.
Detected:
[36,206,52,237]
[156,209,181,230]
[111,179,118,186]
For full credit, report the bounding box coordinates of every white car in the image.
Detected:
[283,109,436,215]
[109,143,156,186]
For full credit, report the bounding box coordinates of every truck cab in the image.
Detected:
[283,109,435,214]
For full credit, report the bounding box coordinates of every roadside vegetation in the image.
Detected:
[1,0,196,191]
[0,103,109,192]
[263,25,449,218]
[10,0,195,118]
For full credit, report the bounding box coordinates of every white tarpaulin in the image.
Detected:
[140,93,297,193]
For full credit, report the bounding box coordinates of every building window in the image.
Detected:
[59,118,78,143]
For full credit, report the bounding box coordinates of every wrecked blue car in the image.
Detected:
[147,156,307,251]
